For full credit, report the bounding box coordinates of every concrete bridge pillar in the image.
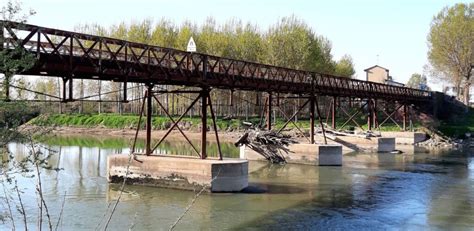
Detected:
[318,145,343,166]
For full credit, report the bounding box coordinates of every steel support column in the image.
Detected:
[208,94,223,160]
[267,92,272,130]
[68,77,73,101]
[145,84,153,155]
[332,96,337,129]
[368,98,373,130]
[229,89,234,116]
[402,104,407,131]
[122,81,128,102]
[315,95,328,144]
[310,96,315,144]
[373,99,378,128]
[201,89,208,159]
[0,21,4,51]
[62,78,67,102]
[132,90,147,153]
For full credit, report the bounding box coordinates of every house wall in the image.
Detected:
[366,66,388,84]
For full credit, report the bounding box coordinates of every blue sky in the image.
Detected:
[17,0,470,90]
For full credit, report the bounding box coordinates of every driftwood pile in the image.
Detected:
[418,127,461,147]
[235,129,298,164]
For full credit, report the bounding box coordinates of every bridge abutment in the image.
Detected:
[107,154,248,192]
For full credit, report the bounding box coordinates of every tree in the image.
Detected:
[14,76,29,99]
[0,0,36,101]
[150,18,177,48]
[427,3,473,104]
[266,16,313,70]
[334,54,355,78]
[406,73,430,90]
[305,36,335,74]
[73,24,108,113]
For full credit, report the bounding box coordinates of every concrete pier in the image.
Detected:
[380,132,427,144]
[240,144,320,164]
[377,138,396,152]
[108,154,248,192]
[318,145,343,166]
[333,136,396,153]
[240,143,343,165]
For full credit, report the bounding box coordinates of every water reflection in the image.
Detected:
[37,134,239,158]
[1,135,473,230]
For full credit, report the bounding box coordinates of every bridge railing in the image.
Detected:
[0,20,432,101]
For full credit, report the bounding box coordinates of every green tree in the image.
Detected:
[232,22,265,62]
[15,76,29,99]
[334,54,355,78]
[150,19,177,47]
[406,73,430,90]
[427,3,473,104]
[127,19,152,44]
[266,16,313,70]
[174,21,197,50]
[305,36,336,74]
[0,0,36,101]
[196,17,228,55]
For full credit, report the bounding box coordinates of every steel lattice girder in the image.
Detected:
[1,20,432,103]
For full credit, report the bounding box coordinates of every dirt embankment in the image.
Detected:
[21,125,244,143]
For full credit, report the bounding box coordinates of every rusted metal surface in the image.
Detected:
[331,96,337,129]
[201,90,208,159]
[207,95,223,160]
[310,96,315,144]
[152,94,201,157]
[266,93,272,130]
[314,96,327,144]
[146,84,153,155]
[0,20,432,102]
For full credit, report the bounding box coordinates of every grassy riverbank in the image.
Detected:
[28,113,420,132]
[28,113,308,131]
[438,108,474,138]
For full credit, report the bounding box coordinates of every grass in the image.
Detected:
[438,108,474,138]
[29,113,247,131]
[28,113,415,133]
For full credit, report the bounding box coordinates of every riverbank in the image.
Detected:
[27,113,421,133]
[438,108,474,138]
[21,125,242,143]
[23,111,474,148]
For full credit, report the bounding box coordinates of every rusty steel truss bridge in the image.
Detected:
[0,20,433,159]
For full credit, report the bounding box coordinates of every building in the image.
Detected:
[364,65,404,87]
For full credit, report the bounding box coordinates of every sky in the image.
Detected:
[9,0,471,91]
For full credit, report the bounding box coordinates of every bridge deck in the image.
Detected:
[0,20,431,102]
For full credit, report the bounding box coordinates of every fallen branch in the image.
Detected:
[235,128,297,164]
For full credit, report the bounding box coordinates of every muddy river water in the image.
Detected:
[2,135,474,230]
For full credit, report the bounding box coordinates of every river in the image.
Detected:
[1,135,473,230]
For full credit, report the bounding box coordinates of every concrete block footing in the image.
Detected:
[377,138,396,153]
[107,154,248,192]
[380,132,427,144]
[240,144,320,164]
[318,145,343,166]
